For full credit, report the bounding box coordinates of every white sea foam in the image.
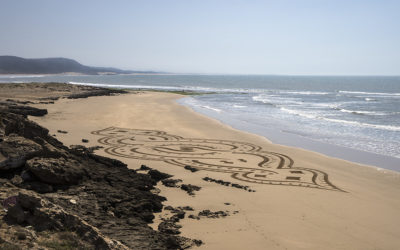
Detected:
[233,104,247,108]
[279,106,400,131]
[281,91,330,95]
[279,107,317,119]
[338,109,386,116]
[252,95,274,105]
[339,90,400,96]
[322,118,400,131]
[200,105,222,113]
[252,94,301,106]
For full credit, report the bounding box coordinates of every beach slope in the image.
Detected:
[29,90,400,250]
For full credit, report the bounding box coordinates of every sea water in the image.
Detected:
[2,74,399,170]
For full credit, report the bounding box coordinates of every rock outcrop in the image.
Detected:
[0,105,199,249]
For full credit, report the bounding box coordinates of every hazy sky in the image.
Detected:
[0,0,399,75]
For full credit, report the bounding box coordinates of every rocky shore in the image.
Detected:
[0,83,199,249]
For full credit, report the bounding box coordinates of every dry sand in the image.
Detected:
[30,92,400,250]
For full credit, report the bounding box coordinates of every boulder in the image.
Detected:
[26,157,86,185]
[0,135,42,170]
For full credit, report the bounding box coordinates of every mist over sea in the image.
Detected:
[2,74,399,170]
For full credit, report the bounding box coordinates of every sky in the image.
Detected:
[0,0,399,75]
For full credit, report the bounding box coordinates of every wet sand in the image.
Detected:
[31,92,400,250]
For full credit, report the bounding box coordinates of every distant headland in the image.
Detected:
[0,55,157,75]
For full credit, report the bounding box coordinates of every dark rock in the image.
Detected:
[198,209,229,218]
[7,204,26,223]
[175,211,185,219]
[0,107,195,249]
[193,239,203,246]
[202,176,255,192]
[16,230,27,240]
[0,102,47,117]
[178,206,194,211]
[161,178,182,188]
[26,157,86,185]
[66,89,127,99]
[184,165,199,172]
[158,220,182,235]
[164,206,175,211]
[6,99,34,105]
[148,169,172,182]
[57,130,68,134]
[24,181,54,193]
[21,170,34,181]
[188,215,200,220]
[180,184,201,196]
[6,191,128,249]
[81,139,89,143]
[140,164,151,170]
[0,135,42,170]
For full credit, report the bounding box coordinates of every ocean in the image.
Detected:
[2,74,399,171]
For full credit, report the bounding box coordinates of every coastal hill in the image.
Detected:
[0,55,155,75]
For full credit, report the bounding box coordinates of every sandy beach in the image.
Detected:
[26,91,400,250]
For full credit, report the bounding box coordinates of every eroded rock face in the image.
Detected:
[0,135,42,170]
[6,191,129,250]
[26,157,86,185]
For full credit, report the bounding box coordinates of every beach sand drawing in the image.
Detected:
[92,127,345,192]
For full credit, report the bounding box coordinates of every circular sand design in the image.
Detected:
[92,127,345,192]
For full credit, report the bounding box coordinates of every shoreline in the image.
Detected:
[177,97,400,172]
[28,90,400,249]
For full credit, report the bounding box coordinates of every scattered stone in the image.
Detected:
[198,209,229,218]
[188,215,200,220]
[164,206,175,211]
[57,130,68,134]
[184,165,199,172]
[158,219,182,235]
[81,139,89,143]
[158,206,187,235]
[203,177,256,192]
[180,184,201,196]
[148,169,172,182]
[178,206,194,211]
[161,178,182,188]
[175,211,185,219]
[224,202,231,205]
